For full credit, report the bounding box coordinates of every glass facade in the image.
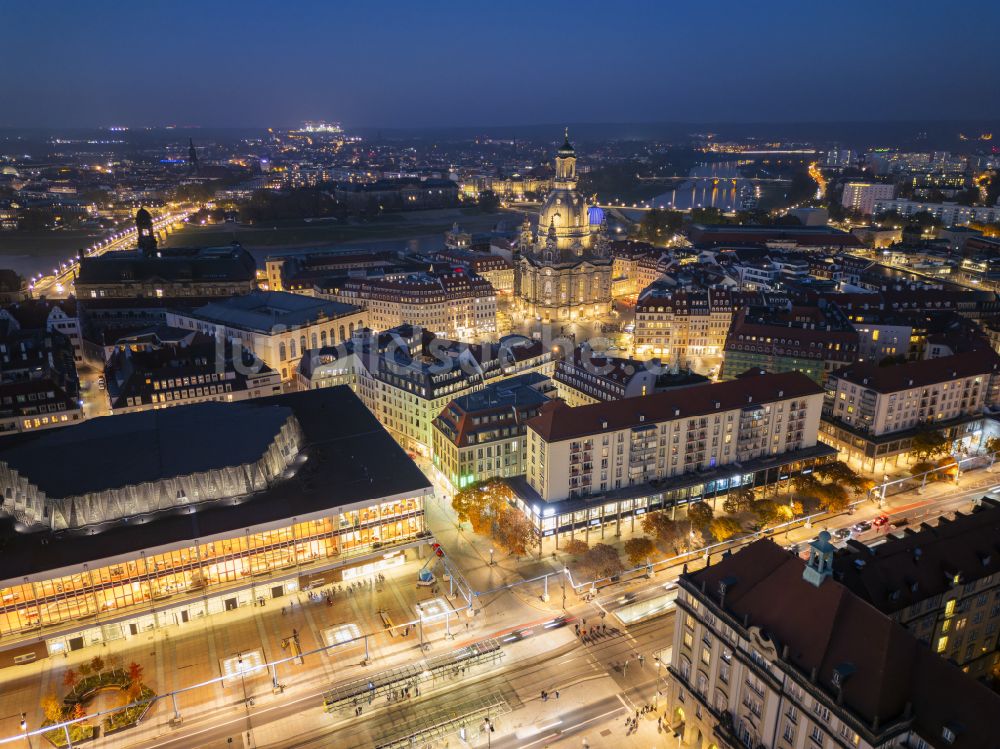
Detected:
[520,452,833,545]
[0,497,423,645]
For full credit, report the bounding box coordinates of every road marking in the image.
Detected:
[517,705,626,749]
[617,691,637,711]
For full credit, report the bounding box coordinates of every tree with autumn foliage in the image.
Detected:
[452,479,534,557]
[794,463,862,512]
[580,543,624,579]
[751,499,781,527]
[126,661,145,702]
[41,693,64,724]
[709,516,744,541]
[623,537,658,567]
[493,505,535,557]
[686,501,714,529]
[562,538,589,556]
[811,461,874,496]
[722,486,756,515]
[63,668,79,691]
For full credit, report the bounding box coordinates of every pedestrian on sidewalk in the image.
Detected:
[555,690,560,699]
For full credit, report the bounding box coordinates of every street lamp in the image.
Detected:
[489,548,495,566]
[20,713,32,749]
[482,716,495,748]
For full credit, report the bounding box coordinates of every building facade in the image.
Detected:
[634,286,753,371]
[833,499,1000,679]
[166,291,366,381]
[664,538,996,749]
[722,306,860,384]
[515,134,614,323]
[873,198,1000,226]
[0,388,431,668]
[431,372,554,490]
[526,370,824,503]
[323,270,497,341]
[841,182,896,215]
[512,370,834,551]
[104,333,282,414]
[820,351,999,471]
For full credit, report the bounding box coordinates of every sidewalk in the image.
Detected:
[0,555,508,747]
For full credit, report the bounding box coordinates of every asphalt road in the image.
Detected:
[113,475,997,749]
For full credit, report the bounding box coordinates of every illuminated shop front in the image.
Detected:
[0,387,433,666]
[512,445,836,551]
[0,496,425,655]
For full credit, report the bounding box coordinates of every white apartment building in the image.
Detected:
[823,352,995,436]
[820,351,999,470]
[526,370,824,503]
[873,199,1000,226]
[841,182,896,215]
[323,271,497,341]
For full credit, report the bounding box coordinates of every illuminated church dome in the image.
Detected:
[535,129,597,252]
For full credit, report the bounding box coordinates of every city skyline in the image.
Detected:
[5,0,1000,129]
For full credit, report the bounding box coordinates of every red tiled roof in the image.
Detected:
[829,350,1000,393]
[689,541,1000,749]
[527,370,821,442]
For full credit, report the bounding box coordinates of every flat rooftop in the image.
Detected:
[185,290,361,333]
[0,387,431,581]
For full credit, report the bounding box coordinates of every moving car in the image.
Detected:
[852,520,873,533]
[872,514,890,528]
[833,527,852,541]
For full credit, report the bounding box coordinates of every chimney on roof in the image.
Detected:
[718,576,737,605]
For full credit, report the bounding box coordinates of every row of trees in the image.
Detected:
[456,462,874,577]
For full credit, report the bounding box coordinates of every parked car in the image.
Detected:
[872,514,890,528]
[852,520,873,533]
[833,528,852,541]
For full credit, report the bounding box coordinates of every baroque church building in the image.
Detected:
[515,131,614,323]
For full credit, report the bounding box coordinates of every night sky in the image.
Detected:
[5,0,1000,129]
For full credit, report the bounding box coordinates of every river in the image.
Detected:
[647,160,763,212]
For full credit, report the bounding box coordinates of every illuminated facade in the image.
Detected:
[511,371,835,552]
[0,501,424,662]
[0,388,431,667]
[537,131,596,251]
[515,132,613,323]
[634,286,754,370]
[323,270,497,341]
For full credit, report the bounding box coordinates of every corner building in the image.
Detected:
[514,370,835,549]
[666,538,997,749]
